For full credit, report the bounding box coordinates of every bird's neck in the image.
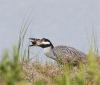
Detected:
[43,46,56,59]
[43,46,53,54]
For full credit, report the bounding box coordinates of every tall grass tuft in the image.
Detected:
[0,14,32,85]
[0,47,22,85]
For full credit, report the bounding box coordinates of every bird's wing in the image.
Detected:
[53,46,86,64]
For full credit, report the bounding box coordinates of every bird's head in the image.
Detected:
[29,38,54,48]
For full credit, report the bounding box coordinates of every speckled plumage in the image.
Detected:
[52,46,87,64]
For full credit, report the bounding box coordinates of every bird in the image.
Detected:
[29,38,87,65]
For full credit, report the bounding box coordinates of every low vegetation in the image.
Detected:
[0,45,100,85]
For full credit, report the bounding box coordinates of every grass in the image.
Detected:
[0,17,100,85]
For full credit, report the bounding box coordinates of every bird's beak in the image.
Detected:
[29,38,41,47]
[29,38,36,41]
[29,38,37,47]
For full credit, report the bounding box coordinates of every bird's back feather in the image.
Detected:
[53,46,87,64]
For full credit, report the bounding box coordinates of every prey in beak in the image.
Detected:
[29,38,41,47]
